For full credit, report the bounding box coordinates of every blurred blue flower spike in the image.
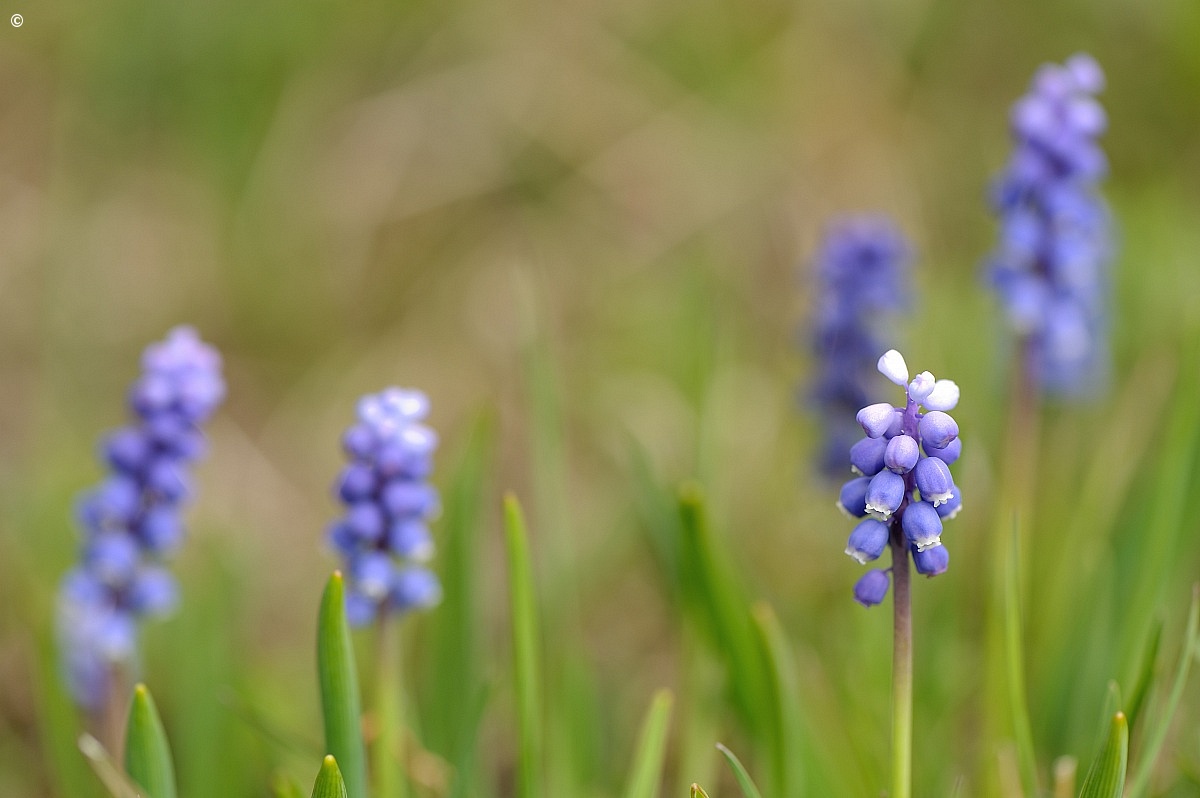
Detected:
[328,387,442,627]
[57,326,225,708]
[987,54,1112,395]
[809,215,911,477]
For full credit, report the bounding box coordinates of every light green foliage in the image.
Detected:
[1078,712,1128,798]
[715,743,765,798]
[317,573,367,798]
[622,690,674,798]
[311,755,350,798]
[505,494,544,798]
[123,684,177,798]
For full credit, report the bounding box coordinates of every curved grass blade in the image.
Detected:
[78,733,144,798]
[1123,620,1162,733]
[678,485,768,726]
[716,743,764,798]
[311,755,350,798]
[1004,524,1039,797]
[505,494,543,798]
[621,689,674,798]
[317,572,367,798]
[751,602,805,798]
[690,784,711,798]
[1126,584,1200,798]
[124,683,177,798]
[1078,712,1128,798]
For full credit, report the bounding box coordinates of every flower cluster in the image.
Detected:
[837,351,963,607]
[809,216,911,476]
[987,54,1111,394]
[327,388,442,626]
[57,327,225,708]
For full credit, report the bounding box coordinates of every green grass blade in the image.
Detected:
[621,689,674,798]
[317,572,367,798]
[1004,524,1039,797]
[677,485,768,727]
[1126,583,1200,798]
[1122,620,1161,733]
[505,493,543,798]
[690,785,711,798]
[77,733,143,798]
[716,743,765,798]
[311,755,351,798]
[427,411,493,770]
[751,602,805,798]
[123,683,177,798]
[1077,712,1128,798]
[374,621,404,798]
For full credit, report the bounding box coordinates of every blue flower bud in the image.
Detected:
[127,568,178,616]
[877,350,909,386]
[381,481,439,519]
[849,437,888,476]
[352,552,395,601]
[342,424,376,459]
[344,589,379,627]
[928,437,962,466]
[884,434,920,474]
[390,568,442,611]
[884,408,904,438]
[934,491,963,520]
[388,520,434,562]
[138,507,184,555]
[865,470,905,521]
[84,533,141,587]
[901,500,943,551]
[914,457,955,506]
[337,464,377,502]
[918,411,959,449]
[856,403,896,439]
[837,477,871,518]
[845,518,890,564]
[907,371,935,404]
[923,380,960,411]
[912,543,949,576]
[344,502,386,542]
[145,459,190,502]
[103,428,150,473]
[853,569,890,607]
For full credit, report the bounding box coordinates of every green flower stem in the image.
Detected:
[891,536,912,798]
[375,617,404,798]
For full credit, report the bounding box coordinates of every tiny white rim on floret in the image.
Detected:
[845,547,870,565]
[877,350,909,386]
[923,379,960,411]
[926,489,955,507]
[864,504,893,522]
[914,536,943,553]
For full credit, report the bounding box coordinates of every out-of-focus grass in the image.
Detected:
[3,0,1200,796]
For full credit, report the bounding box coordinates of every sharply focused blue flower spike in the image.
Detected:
[838,350,963,605]
[987,53,1112,394]
[57,326,225,708]
[809,215,911,476]
[328,387,442,626]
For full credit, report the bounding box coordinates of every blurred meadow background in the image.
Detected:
[3,0,1200,795]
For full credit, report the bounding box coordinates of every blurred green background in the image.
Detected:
[3,0,1200,795]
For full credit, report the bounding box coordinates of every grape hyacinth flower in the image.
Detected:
[57,327,225,709]
[838,350,963,606]
[986,54,1111,394]
[809,215,911,476]
[327,388,442,627]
